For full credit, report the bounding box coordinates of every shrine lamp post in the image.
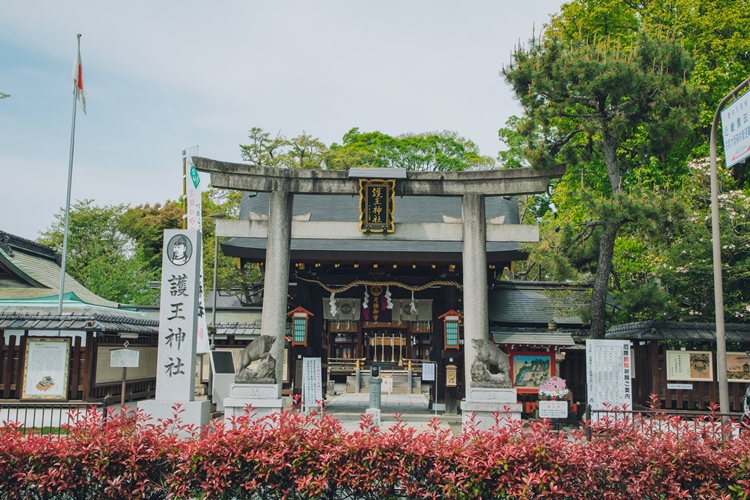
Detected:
[209,213,225,350]
[710,76,750,415]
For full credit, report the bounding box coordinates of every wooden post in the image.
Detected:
[121,367,127,406]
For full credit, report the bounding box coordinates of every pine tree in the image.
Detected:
[503,32,699,337]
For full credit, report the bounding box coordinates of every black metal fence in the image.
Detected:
[585,406,747,441]
[0,397,111,436]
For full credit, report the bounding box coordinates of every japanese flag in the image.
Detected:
[72,37,86,114]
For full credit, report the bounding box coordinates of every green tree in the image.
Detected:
[240,127,496,172]
[38,200,159,305]
[657,159,750,323]
[240,128,328,169]
[201,188,263,306]
[546,0,750,183]
[329,128,496,171]
[119,202,183,271]
[281,133,328,170]
[502,32,700,337]
[239,127,288,166]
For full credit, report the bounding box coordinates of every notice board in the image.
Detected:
[302,357,323,411]
[586,339,632,422]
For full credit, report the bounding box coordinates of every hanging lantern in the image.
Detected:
[287,306,314,347]
[439,309,463,350]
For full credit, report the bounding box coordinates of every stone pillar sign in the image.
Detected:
[139,229,210,431]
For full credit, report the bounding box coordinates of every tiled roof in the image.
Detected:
[0,231,118,308]
[491,328,577,346]
[606,321,750,342]
[0,311,158,334]
[489,282,589,326]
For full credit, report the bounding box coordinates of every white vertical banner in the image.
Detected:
[586,339,632,422]
[156,230,201,401]
[186,154,210,354]
[302,357,323,411]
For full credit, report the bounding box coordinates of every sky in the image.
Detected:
[1,1,566,242]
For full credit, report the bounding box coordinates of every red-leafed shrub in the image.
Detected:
[2,399,750,499]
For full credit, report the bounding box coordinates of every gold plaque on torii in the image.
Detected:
[359,179,395,233]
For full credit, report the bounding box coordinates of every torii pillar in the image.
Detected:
[264,190,294,398]
[461,194,488,388]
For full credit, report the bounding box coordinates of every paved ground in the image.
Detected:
[321,392,463,435]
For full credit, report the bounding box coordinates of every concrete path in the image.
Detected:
[321,392,463,436]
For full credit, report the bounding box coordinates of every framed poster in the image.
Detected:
[727,352,750,382]
[22,337,71,400]
[666,350,713,382]
[511,353,553,391]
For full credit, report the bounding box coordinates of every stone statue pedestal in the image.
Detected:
[461,388,522,431]
[223,383,283,425]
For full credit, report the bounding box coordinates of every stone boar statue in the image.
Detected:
[471,338,511,387]
[236,335,276,377]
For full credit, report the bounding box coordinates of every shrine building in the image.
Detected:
[194,158,585,412]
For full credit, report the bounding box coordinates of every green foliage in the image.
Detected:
[657,159,750,322]
[241,126,496,172]
[546,0,750,183]
[119,201,183,270]
[202,189,263,305]
[38,200,159,305]
[239,127,288,166]
[503,31,699,183]
[503,27,699,336]
[38,193,261,307]
[329,128,496,171]
[0,92,8,100]
[510,0,750,330]
[240,127,327,170]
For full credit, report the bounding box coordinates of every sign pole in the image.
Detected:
[121,367,127,406]
[712,75,750,415]
[434,361,438,416]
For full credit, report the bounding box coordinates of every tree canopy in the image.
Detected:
[503,29,699,337]
[503,0,750,334]
[240,127,496,171]
[39,200,159,305]
[328,128,496,171]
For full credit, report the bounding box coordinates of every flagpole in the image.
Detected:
[58,34,82,322]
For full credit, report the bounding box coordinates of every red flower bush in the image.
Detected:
[1,398,750,499]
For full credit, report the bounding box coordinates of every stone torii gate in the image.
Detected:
[193,157,564,419]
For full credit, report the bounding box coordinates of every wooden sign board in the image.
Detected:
[110,348,140,368]
[539,400,568,419]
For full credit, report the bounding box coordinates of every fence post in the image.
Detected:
[585,404,592,442]
[102,395,110,428]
